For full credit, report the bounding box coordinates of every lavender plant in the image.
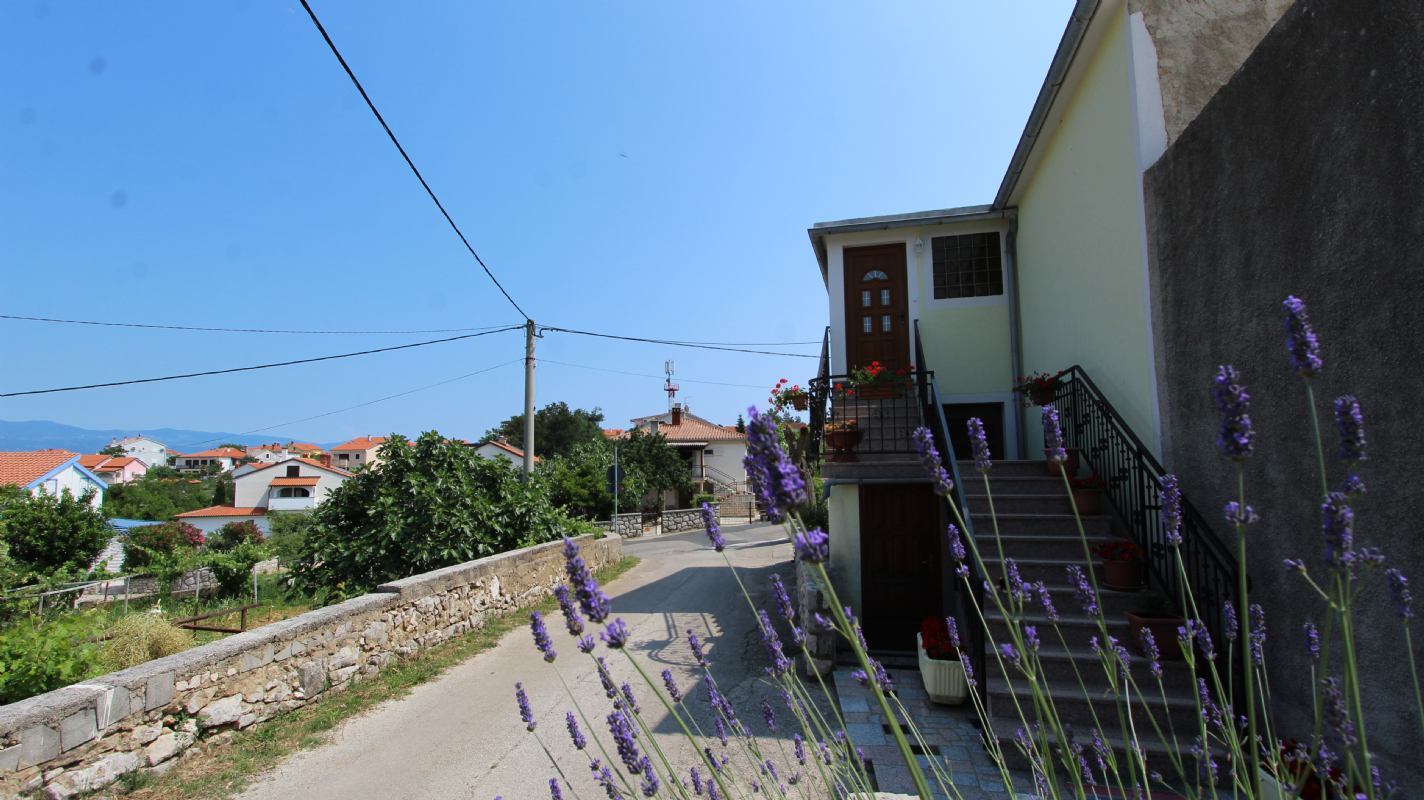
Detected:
[495,295,1413,800]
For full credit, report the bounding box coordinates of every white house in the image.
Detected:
[108,436,168,469]
[244,443,291,464]
[174,456,352,535]
[627,404,748,493]
[78,454,148,485]
[471,439,537,467]
[0,450,106,508]
[171,447,246,473]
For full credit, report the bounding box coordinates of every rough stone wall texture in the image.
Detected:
[0,535,622,799]
[1143,0,1423,791]
[795,559,834,676]
[661,506,716,534]
[595,513,642,538]
[594,506,717,538]
[1131,0,1295,143]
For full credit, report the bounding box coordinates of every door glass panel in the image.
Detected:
[862,270,889,281]
[880,289,890,306]
[862,316,872,334]
[881,315,892,332]
[861,290,871,308]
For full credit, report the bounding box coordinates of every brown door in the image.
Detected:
[843,244,910,373]
[859,483,943,650]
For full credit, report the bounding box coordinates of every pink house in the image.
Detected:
[78,454,148,485]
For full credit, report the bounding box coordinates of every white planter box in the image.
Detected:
[916,632,968,705]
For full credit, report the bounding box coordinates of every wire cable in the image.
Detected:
[0,326,523,398]
[0,314,521,336]
[541,358,770,389]
[297,0,530,321]
[540,326,819,358]
[184,359,521,446]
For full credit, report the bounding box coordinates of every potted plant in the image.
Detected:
[1094,539,1145,591]
[916,616,967,705]
[1014,370,1064,407]
[1125,592,1184,661]
[769,379,810,412]
[825,420,861,462]
[1070,474,1105,515]
[849,361,909,399]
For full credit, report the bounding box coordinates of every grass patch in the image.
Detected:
[123,555,640,800]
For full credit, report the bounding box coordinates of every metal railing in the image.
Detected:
[1044,365,1241,699]
[808,371,931,457]
[914,322,988,712]
[690,464,747,495]
[808,327,831,464]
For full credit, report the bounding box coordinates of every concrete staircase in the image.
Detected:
[958,459,1200,775]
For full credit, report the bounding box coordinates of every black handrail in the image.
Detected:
[808,327,831,465]
[1045,366,1241,701]
[914,322,988,713]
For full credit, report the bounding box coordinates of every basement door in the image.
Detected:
[843,244,910,373]
[859,483,943,651]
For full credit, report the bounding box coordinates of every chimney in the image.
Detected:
[319,453,332,467]
[670,403,682,426]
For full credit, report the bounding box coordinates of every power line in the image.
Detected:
[296,0,530,321]
[541,359,770,389]
[540,326,820,359]
[0,326,523,398]
[0,314,522,336]
[186,359,522,446]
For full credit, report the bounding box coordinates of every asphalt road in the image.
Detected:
[235,522,803,800]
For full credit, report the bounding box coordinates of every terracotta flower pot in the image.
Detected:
[1028,386,1058,406]
[826,429,862,462]
[1126,611,1185,660]
[1071,487,1102,515]
[790,395,809,411]
[1100,559,1145,591]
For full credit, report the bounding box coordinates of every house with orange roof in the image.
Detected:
[284,441,325,457]
[0,450,106,507]
[105,435,169,468]
[329,435,387,471]
[78,454,148,485]
[172,447,246,473]
[175,456,353,534]
[471,438,539,467]
[628,404,747,495]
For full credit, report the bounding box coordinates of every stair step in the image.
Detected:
[981,713,1209,783]
[975,533,1115,560]
[971,512,1111,535]
[971,475,1072,495]
[986,676,1200,731]
[958,459,1065,478]
[967,492,1079,515]
[982,556,1112,585]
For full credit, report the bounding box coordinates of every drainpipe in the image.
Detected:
[1005,215,1026,459]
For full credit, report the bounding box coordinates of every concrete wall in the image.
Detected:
[826,484,861,614]
[1142,0,1423,790]
[232,462,345,509]
[0,535,622,798]
[695,442,747,485]
[1015,7,1161,455]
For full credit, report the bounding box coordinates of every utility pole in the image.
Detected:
[522,320,536,480]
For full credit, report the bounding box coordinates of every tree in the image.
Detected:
[99,444,127,457]
[209,519,264,551]
[121,522,203,569]
[103,473,218,521]
[292,432,591,600]
[216,443,246,451]
[735,414,746,433]
[541,430,692,518]
[0,489,110,578]
[487,402,605,460]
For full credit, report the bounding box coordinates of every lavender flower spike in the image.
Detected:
[563,537,612,624]
[1160,473,1183,546]
[793,527,829,564]
[1321,492,1356,569]
[1212,365,1256,460]
[1303,620,1321,661]
[601,618,631,649]
[1386,568,1415,622]
[529,611,557,663]
[515,682,536,731]
[1248,603,1267,665]
[769,574,795,623]
[1223,601,1239,642]
[549,778,565,800]
[1041,406,1067,463]
[968,417,992,472]
[1282,295,1323,376]
[553,584,584,636]
[1333,395,1367,463]
[911,426,954,495]
[565,711,587,750]
[700,502,726,552]
[1068,564,1099,616]
[661,669,683,703]
[743,406,807,523]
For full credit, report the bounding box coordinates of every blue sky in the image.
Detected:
[1,1,1072,445]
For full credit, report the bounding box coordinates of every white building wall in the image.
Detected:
[32,465,104,508]
[120,439,168,468]
[232,460,347,508]
[473,443,522,467]
[697,442,747,484]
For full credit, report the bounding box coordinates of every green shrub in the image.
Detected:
[0,614,104,704]
[100,612,194,670]
[122,522,203,570]
[102,472,220,521]
[266,511,314,565]
[293,432,589,601]
[692,492,717,507]
[0,488,110,578]
[204,540,267,599]
[208,519,264,552]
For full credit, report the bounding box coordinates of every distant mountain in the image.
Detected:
[0,419,329,454]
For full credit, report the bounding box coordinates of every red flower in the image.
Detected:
[919,617,959,660]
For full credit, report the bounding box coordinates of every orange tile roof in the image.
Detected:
[285,442,324,453]
[79,455,140,472]
[78,454,109,469]
[0,450,80,487]
[635,413,746,443]
[602,428,626,440]
[174,506,267,518]
[182,447,245,459]
[269,476,320,487]
[244,456,354,478]
[331,436,387,452]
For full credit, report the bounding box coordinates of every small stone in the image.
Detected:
[130,725,161,746]
[59,710,97,752]
[238,713,257,729]
[197,695,244,729]
[328,645,359,670]
[145,733,183,766]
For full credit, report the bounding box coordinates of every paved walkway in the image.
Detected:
[236,524,805,800]
[834,667,1033,799]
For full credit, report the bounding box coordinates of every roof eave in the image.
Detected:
[807,204,1008,279]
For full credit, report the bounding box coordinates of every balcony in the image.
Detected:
[808,371,931,480]
[267,495,317,512]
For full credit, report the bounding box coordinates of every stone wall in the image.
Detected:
[594,505,717,539]
[795,559,834,676]
[1143,0,1423,791]
[0,535,622,799]
[660,506,714,534]
[595,513,642,539]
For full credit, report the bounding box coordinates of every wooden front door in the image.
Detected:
[860,483,943,650]
[843,244,910,373]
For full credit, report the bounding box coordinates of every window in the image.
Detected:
[277,487,311,498]
[862,270,889,281]
[862,316,872,333]
[881,314,892,332]
[286,465,299,478]
[337,453,349,461]
[932,232,1003,299]
[704,449,715,455]
[861,290,871,308]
